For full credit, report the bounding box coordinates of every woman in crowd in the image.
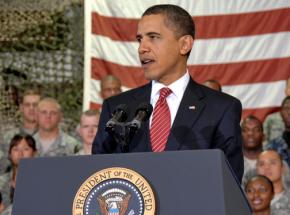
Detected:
[0,134,37,214]
[245,175,274,215]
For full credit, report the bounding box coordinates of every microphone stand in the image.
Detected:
[105,122,139,153]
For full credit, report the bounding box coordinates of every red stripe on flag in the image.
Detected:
[90,102,102,110]
[91,58,148,88]
[189,57,290,85]
[242,107,281,122]
[92,8,290,41]
[91,57,290,87]
[92,13,138,41]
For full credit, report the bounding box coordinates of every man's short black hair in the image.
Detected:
[142,4,195,39]
[241,115,263,132]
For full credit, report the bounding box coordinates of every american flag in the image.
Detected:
[83,0,290,121]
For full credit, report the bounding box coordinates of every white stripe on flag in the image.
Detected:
[223,80,286,109]
[91,32,290,66]
[92,0,290,17]
[91,79,286,110]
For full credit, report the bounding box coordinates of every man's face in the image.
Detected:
[281,99,290,129]
[242,119,264,150]
[20,95,40,123]
[100,80,121,99]
[37,101,62,132]
[256,151,283,183]
[136,14,189,85]
[79,115,99,145]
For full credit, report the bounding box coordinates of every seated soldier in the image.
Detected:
[33,97,81,157]
[0,89,40,174]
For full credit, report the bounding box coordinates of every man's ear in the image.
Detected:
[179,35,194,56]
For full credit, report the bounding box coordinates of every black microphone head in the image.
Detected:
[135,102,153,120]
[114,104,129,122]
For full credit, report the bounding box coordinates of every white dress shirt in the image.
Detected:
[150,72,190,127]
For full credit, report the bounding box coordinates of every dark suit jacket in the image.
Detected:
[92,78,244,181]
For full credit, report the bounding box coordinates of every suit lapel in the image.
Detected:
[130,83,152,151]
[165,79,206,150]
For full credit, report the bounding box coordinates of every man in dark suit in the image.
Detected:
[92,4,243,182]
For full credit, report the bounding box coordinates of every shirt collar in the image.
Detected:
[151,71,190,100]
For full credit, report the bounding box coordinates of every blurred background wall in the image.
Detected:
[0,0,84,136]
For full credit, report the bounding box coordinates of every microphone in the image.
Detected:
[106,104,129,130]
[129,103,153,129]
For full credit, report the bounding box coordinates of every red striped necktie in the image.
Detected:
[150,87,172,152]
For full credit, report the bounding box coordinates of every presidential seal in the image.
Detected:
[72,167,156,215]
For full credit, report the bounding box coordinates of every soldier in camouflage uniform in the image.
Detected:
[33,130,80,156]
[256,150,290,214]
[263,77,290,143]
[265,96,290,166]
[0,89,40,174]
[33,97,81,157]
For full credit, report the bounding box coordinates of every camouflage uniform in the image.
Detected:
[271,190,290,215]
[0,150,10,174]
[33,130,81,157]
[281,161,290,191]
[263,112,285,143]
[265,136,290,167]
[0,172,12,210]
[2,204,12,215]
[75,148,85,155]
